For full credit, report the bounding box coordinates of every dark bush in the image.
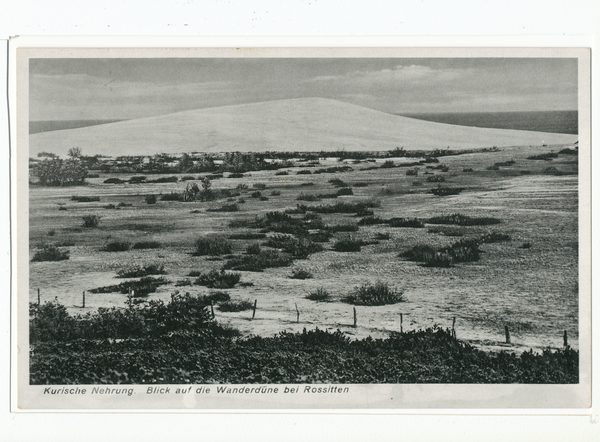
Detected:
[116,263,166,278]
[194,269,241,289]
[260,196,269,201]
[375,232,391,240]
[101,240,131,252]
[161,192,183,201]
[251,191,262,198]
[89,276,169,297]
[264,234,323,258]
[147,176,179,183]
[462,168,474,172]
[427,213,502,226]
[205,291,231,304]
[270,190,281,196]
[71,195,100,202]
[217,299,254,312]
[305,200,380,214]
[290,268,313,279]
[246,243,261,255]
[308,231,333,243]
[118,202,132,207]
[480,232,511,243]
[223,250,293,272]
[132,241,161,249]
[380,160,395,169]
[401,238,481,267]
[297,170,312,175]
[306,288,331,302]
[426,175,445,183]
[527,152,558,160]
[207,203,239,212]
[336,187,354,196]
[253,183,267,190]
[180,175,196,181]
[333,237,365,252]
[104,204,117,209]
[342,282,404,306]
[194,236,233,256]
[104,178,126,184]
[430,186,464,196]
[358,216,386,226]
[275,171,289,176]
[328,223,359,233]
[328,178,348,187]
[387,218,424,228]
[82,214,101,228]
[129,176,147,184]
[228,173,245,178]
[31,244,69,262]
[558,148,578,155]
[145,194,157,204]
[519,242,532,249]
[297,192,320,202]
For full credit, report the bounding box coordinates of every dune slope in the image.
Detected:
[29,98,577,157]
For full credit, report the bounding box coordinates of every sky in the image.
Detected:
[29,58,578,121]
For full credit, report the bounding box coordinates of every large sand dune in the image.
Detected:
[29,98,577,157]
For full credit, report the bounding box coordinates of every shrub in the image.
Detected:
[205,291,231,304]
[145,194,157,204]
[290,268,313,279]
[194,269,241,289]
[129,176,147,184]
[426,175,445,183]
[238,198,246,204]
[333,237,365,252]
[387,218,424,228]
[264,234,323,258]
[194,236,233,256]
[270,190,281,196]
[328,223,359,233]
[217,299,254,312]
[253,183,267,190]
[31,244,69,262]
[430,186,464,196]
[328,178,348,187]
[71,195,100,202]
[118,202,132,207]
[480,232,511,243]
[207,203,239,212]
[104,204,117,209]
[354,182,369,187]
[104,178,126,184]
[90,276,169,297]
[558,148,578,155]
[82,214,101,228]
[380,160,395,169]
[246,243,261,255]
[275,171,289,176]
[116,263,166,278]
[305,200,380,214]
[297,192,320,202]
[236,183,249,191]
[401,239,481,267]
[462,168,474,172]
[427,226,466,237]
[296,169,312,175]
[58,206,67,211]
[336,187,354,196]
[358,216,386,226]
[495,160,516,167]
[251,191,262,198]
[132,241,161,249]
[527,152,558,160]
[519,242,532,249]
[306,287,331,302]
[228,232,266,240]
[101,240,131,252]
[147,176,179,183]
[260,196,269,201]
[406,168,419,176]
[427,214,501,226]
[375,232,391,240]
[543,166,564,176]
[223,250,293,272]
[175,279,192,286]
[161,192,183,201]
[342,282,404,306]
[486,164,500,171]
[47,229,56,236]
[228,173,245,178]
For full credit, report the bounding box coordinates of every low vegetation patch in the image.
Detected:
[217,299,254,312]
[101,240,131,252]
[90,276,169,297]
[430,186,463,196]
[387,218,424,228]
[290,268,313,279]
[527,152,558,160]
[132,241,161,249]
[71,195,100,203]
[193,269,241,289]
[228,232,266,240]
[427,213,502,226]
[116,263,166,278]
[223,250,294,272]
[333,237,367,252]
[161,192,184,202]
[144,195,157,204]
[207,203,239,212]
[401,238,481,267]
[264,234,323,258]
[31,244,69,262]
[306,287,331,302]
[82,214,101,228]
[342,282,404,306]
[194,236,233,256]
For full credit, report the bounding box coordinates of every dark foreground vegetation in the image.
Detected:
[30,297,578,385]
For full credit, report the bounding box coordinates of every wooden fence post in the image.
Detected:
[563,330,568,347]
[295,303,300,323]
[82,291,85,308]
[400,313,403,333]
[353,307,357,328]
[504,325,511,344]
[452,317,456,338]
[251,299,257,320]
[37,288,40,305]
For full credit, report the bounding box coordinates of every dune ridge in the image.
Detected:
[29,98,577,157]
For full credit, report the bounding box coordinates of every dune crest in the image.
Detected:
[29,98,577,157]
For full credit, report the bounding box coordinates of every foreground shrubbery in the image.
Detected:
[342,282,404,306]
[29,305,579,383]
[31,244,70,262]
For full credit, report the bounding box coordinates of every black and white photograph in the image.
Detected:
[15,47,591,410]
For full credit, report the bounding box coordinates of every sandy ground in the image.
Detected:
[27,145,580,354]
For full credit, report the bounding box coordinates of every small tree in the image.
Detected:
[199,177,214,201]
